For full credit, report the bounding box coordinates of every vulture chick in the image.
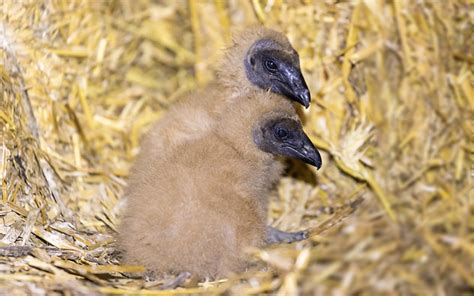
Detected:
[128,27,311,244]
[118,92,321,279]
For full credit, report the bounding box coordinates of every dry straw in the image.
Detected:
[0,0,472,295]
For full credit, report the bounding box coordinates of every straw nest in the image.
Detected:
[0,1,472,295]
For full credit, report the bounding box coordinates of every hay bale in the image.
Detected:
[0,0,471,294]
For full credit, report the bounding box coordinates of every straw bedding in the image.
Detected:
[0,0,472,295]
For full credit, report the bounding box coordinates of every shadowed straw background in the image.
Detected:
[0,0,472,295]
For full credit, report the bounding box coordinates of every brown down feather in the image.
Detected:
[117,92,299,279]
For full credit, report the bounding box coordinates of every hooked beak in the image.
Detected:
[290,73,311,109]
[272,65,311,108]
[282,133,322,169]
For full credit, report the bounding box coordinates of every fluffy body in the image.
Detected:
[118,27,311,279]
[118,93,298,278]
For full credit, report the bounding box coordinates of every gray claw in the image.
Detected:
[266,226,309,245]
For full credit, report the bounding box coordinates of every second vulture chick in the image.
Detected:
[118,92,321,279]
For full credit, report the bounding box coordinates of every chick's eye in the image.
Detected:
[264,59,278,73]
[275,128,288,139]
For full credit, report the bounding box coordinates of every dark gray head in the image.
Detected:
[253,117,322,169]
[244,39,311,108]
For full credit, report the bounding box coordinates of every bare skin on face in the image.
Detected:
[118,92,321,279]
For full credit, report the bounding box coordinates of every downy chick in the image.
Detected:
[118,92,321,279]
[128,27,312,243]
